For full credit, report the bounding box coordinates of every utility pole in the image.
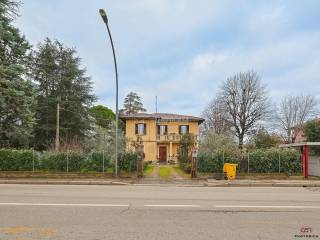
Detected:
[55,98,60,151]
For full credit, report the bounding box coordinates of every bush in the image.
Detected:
[40,152,68,171]
[118,151,137,172]
[177,134,195,172]
[248,148,301,174]
[197,151,239,173]
[0,149,112,172]
[83,151,111,172]
[0,149,38,171]
[197,148,302,174]
[143,161,149,170]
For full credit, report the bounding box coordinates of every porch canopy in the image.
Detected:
[279,142,320,178]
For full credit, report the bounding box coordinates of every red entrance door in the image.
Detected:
[159,146,167,162]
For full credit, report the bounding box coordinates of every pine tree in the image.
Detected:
[123,92,146,115]
[0,0,34,147]
[31,38,96,150]
[89,105,115,129]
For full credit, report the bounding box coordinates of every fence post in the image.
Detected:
[222,151,225,174]
[278,152,281,173]
[32,148,35,172]
[66,151,69,172]
[247,151,250,174]
[102,150,105,173]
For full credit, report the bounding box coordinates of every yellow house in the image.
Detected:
[121,113,204,162]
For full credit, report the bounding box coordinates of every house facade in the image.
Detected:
[121,113,204,162]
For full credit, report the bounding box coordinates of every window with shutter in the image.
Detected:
[157,125,168,135]
[136,123,146,135]
[179,125,189,135]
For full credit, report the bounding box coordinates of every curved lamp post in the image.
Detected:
[99,9,119,178]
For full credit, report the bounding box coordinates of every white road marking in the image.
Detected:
[0,203,129,207]
[144,204,200,208]
[2,203,318,209]
[215,205,320,209]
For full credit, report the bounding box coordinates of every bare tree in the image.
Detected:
[276,95,318,143]
[219,71,270,152]
[202,97,229,134]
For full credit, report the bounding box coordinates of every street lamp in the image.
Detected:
[99,9,119,178]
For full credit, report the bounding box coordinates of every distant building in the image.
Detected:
[120,113,204,162]
[294,127,306,143]
[294,118,320,143]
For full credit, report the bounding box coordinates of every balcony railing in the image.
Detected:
[156,134,198,142]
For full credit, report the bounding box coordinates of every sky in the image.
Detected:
[15,0,320,116]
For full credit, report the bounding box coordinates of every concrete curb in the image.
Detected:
[0,179,319,187]
[204,181,320,187]
[0,180,130,186]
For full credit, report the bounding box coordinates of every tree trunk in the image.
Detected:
[238,136,247,172]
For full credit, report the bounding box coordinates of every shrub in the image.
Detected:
[0,149,112,172]
[247,148,301,174]
[118,151,137,172]
[40,152,68,171]
[197,148,302,174]
[197,151,239,173]
[0,149,38,171]
[177,134,195,172]
[143,161,149,170]
[83,151,111,172]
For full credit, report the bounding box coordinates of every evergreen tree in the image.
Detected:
[304,120,320,142]
[122,92,146,115]
[0,0,34,147]
[249,128,281,149]
[89,105,115,129]
[31,38,96,150]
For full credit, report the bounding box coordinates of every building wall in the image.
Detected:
[124,118,200,161]
[125,119,157,142]
[172,143,179,160]
[295,129,306,143]
[309,156,320,177]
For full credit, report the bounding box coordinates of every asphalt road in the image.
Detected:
[0,184,319,240]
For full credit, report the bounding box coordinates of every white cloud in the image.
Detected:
[14,0,320,116]
[128,30,320,115]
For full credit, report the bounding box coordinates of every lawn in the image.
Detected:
[158,166,171,179]
[172,166,191,179]
[144,165,154,176]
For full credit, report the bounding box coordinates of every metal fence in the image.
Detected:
[197,149,302,174]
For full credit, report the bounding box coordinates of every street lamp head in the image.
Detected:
[99,9,108,24]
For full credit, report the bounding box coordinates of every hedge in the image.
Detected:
[118,151,138,172]
[197,148,302,174]
[0,149,137,172]
[248,148,301,174]
[0,149,37,171]
[197,151,238,173]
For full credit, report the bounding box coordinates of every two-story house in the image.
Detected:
[121,113,204,162]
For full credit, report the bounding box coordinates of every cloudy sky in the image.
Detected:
[15,0,320,116]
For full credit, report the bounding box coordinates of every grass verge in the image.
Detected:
[144,165,154,177]
[159,166,171,179]
[172,166,191,179]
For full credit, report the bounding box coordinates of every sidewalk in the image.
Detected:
[1,178,320,187]
[205,179,320,187]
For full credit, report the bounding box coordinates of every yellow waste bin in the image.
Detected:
[223,163,238,180]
